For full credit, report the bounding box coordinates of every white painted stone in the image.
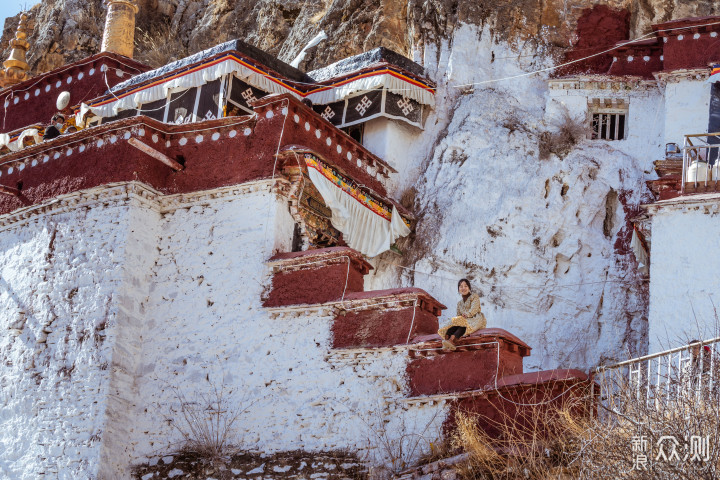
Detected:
[648,206,720,353]
[664,79,711,145]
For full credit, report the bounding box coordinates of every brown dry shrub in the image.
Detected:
[135,22,189,68]
[538,110,589,160]
[451,361,720,479]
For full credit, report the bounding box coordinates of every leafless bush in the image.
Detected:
[340,399,443,478]
[135,22,189,68]
[538,110,590,160]
[157,379,256,476]
[450,365,720,479]
[451,382,594,480]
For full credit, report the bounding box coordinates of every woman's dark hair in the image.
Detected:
[457,278,471,291]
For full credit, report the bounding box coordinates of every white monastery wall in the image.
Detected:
[363,117,424,193]
[663,78,711,145]
[0,195,137,480]
[647,204,720,353]
[114,185,447,476]
[546,83,665,162]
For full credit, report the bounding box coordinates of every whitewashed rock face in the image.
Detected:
[648,205,720,354]
[367,23,653,372]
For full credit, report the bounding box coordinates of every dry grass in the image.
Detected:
[449,366,720,479]
[538,109,590,160]
[157,380,256,476]
[135,22,189,68]
[451,383,594,480]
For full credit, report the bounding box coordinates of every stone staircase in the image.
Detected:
[263,246,595,450]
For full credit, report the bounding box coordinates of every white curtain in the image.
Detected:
[306,166,410,257]
[91,59,436,118]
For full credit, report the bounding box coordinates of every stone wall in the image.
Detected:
[647,201,720,353]
[0,179,449,478]
[0,195,134,478]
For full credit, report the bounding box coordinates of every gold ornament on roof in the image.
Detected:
[0,13,31,88]
[101,0,138,58]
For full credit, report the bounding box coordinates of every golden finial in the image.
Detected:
[0,13,31,88]
[101,0,139,58]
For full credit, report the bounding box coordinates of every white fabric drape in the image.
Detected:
[306,166,410,257]
[306,73,435,106]
[631,228,649,274]
[91,58,297,117]
[91,59,436,118]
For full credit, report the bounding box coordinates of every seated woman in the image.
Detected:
[438,278,486,351]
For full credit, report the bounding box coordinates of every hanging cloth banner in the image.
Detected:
[630,224,649,274]
[707,64,720,83]
[303,154,410,257]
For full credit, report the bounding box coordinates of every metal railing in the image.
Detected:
[595,338,720,416]
[681,133,720,193]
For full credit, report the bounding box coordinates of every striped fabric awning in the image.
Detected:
[707,64,720,83]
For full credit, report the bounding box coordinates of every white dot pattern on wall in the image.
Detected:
[166,140,171,147]
[357,159,362,167]
[100,65,107,72]
[7,167,12,174]
[694,33,701,39]
[195,135,204,143]
[78,72,84,80]
[123,132,131,140]
[138,129,145,136]
[712,32,718,38]
[179,138,188,146]
[31,160,37,167]
[152,134,159,143]
[326,137,331,146]
[34,89,40,96]
[23,93,29,100]
[18,163,25,171]
[3,101,8,108]
[294,114,300,123]
[53,152,60,160]
[13,97,18,104]
[643,56,650,61]
[346,152,352,161]
[55,81,61,88]
[79,145,85,153]
[89,68,95,75]
[110,135,117,144]
[97,139,104,147]
[627,56,634,62]
[116,70,124,77]
[229,130,237,138]
[304,122,310,131]
[211,132,220,141]
[678,35,684,40]
[266,110,274,119]
[337,145,342,154]
[282,107,288,115]
[45,85,51,92]
[66,149,73,156]
[244,128,251,136]
[43,155,49,163]
[66,76,72,84]
[315,129,321,138]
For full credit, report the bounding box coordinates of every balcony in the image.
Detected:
[681,133,720,194]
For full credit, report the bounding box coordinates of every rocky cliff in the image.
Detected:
[3,0,719,73]
[1,0,718,370]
